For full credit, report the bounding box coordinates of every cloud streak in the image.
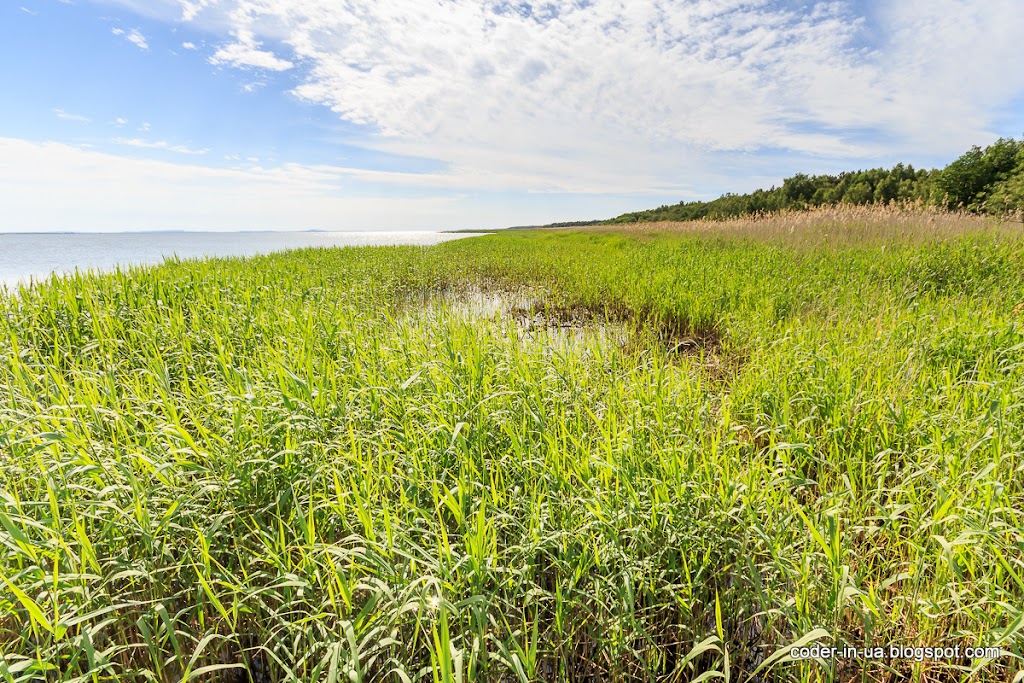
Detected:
[0,137,477,232]
[0,137,629,232]
[209,32,293,71]
[111,27,150,50]
[114,137,209,155]
[54,108,90,123]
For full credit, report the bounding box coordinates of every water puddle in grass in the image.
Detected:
[403,286,631,352]
[403,286,727,368]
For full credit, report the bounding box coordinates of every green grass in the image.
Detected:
[2,211,1024,681]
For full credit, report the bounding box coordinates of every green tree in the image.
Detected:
[874,174,900,204]
[843,181,873,205]
[986,169,1024,214]
[782,173,817,206]
[934,138,1023,210]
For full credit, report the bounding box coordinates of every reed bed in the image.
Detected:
[1,211,1024,682]
[581,203,1017,246]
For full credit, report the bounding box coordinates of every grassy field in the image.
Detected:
[2,207,1024,682]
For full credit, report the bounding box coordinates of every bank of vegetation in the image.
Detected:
[532,137,1024,228]
[2,208,1023,681]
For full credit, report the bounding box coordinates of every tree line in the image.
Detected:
[546,137,1024,226]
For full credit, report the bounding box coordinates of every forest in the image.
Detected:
[541,137,1024,226]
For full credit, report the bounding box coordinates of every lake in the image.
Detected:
[0,231,485,290]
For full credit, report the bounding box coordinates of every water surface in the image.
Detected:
[0,231,484,289]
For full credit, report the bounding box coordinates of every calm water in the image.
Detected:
[0,231,484,290]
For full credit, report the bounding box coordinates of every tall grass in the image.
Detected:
[1,209,1023,681]
[580,203,1015,245]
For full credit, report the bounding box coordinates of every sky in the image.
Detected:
[1,0,1023,232]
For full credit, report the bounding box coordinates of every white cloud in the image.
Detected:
[113,117,128,127]
[0,137,609,231]
[54,108,90,123]
[181,0,215,22]
[114,137,209,155]
[64,0,1024,201]
[111,27,150,50]
[20,6,38,15]
[133,0,1021,195]
[209,33,293,71]
[182,41,197,49]
[138,122,151,132]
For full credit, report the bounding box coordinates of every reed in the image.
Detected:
[1,211,1023,681]
[581,203,1015,245]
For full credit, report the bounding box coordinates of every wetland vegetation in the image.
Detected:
[2,205,1024,681]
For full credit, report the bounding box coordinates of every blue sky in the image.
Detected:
[2,0,1023,232]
